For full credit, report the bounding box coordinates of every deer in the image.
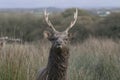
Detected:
[36,8,78,80]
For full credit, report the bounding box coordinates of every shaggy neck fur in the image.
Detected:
[47,45,69,80]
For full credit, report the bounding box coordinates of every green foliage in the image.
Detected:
[0,13,45,41]
[62,8,91,18]
[93,13,120,39]
[0,8,120,42]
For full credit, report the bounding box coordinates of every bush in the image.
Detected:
[93,13,120,39]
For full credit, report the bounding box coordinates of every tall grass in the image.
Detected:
[0,38,120,80]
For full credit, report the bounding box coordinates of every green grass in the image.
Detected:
[0,38,120,80]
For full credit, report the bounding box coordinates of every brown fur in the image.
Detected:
[36,45,70,80]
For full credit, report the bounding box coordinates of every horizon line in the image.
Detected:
[0,6,120,9]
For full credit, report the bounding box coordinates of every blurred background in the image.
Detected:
[0,0,120,42]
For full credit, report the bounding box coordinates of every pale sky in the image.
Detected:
[0,0,120,8]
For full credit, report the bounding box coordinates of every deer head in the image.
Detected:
[44,9,78,49]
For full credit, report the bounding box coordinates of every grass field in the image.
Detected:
[0,38,120,80]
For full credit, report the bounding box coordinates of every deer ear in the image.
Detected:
[43,31,51,39]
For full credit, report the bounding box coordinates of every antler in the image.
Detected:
[44,9,57,32]
[65,8,78,33]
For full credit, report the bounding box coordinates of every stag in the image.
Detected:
[37,8,78,80]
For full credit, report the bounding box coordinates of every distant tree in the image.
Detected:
[93,13,120,39]
[0,8,100,42]
[62,8,91,17]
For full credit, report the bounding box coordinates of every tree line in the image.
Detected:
[0,8,120,42]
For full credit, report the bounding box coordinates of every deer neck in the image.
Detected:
[47,46,70,80]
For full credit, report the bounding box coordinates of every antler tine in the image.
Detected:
[65,8,78,33]
[44,9,57,32]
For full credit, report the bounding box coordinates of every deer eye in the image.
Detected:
[64,38,68,41]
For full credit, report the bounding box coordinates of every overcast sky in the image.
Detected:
[0,0,120,8]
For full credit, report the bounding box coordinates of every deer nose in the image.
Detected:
[56,39,63,45]
[55,40,63,48]
[56,41,62,45]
